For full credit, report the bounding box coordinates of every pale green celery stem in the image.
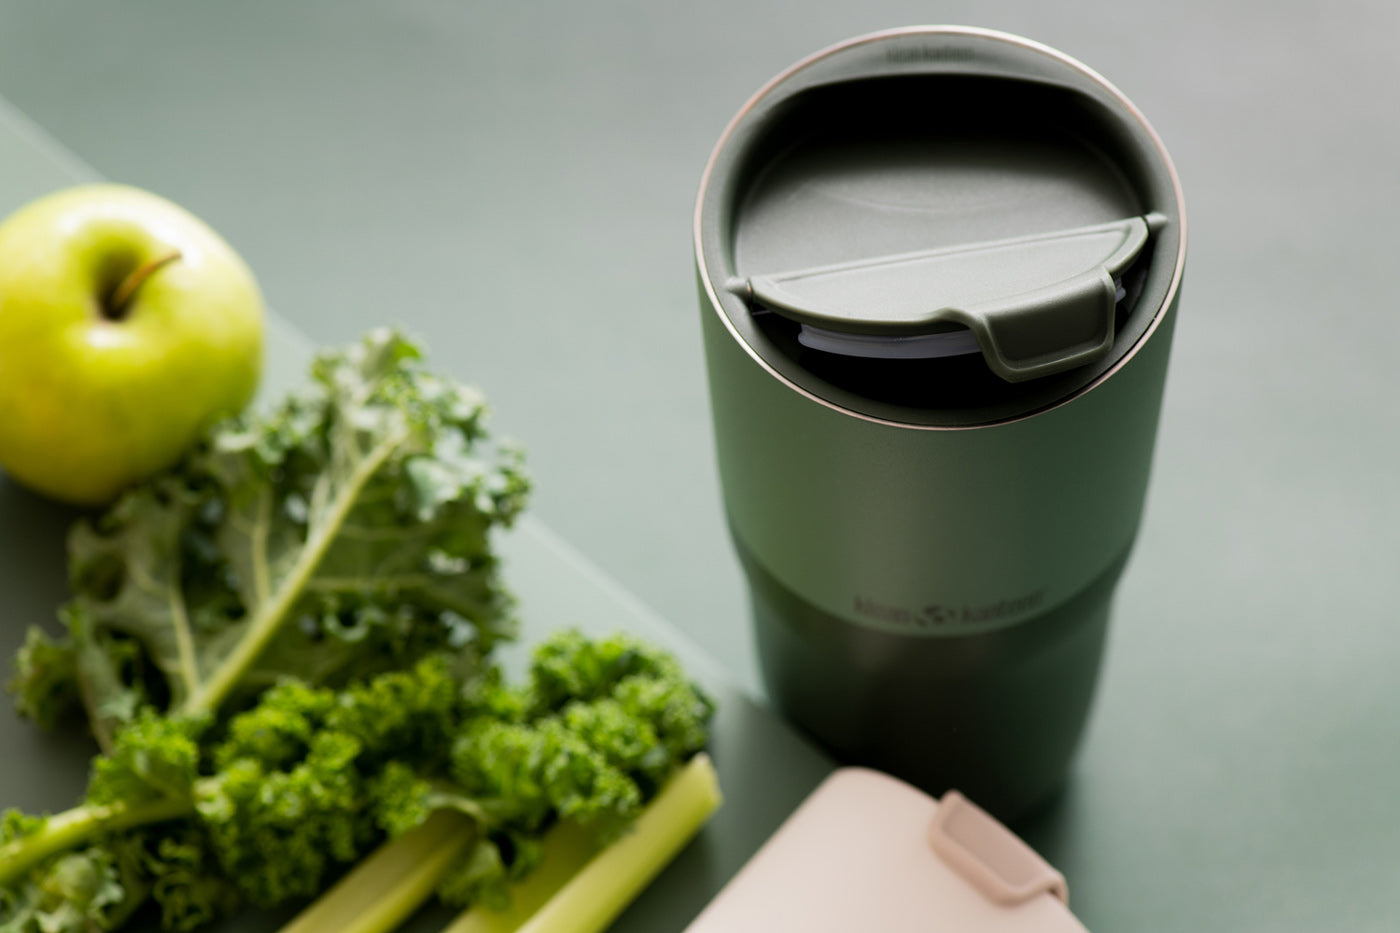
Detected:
[0,796,192,887]
[276,809,476,933]
[446,753,723,933]
[182,428,407,716]
[440,818,601,933]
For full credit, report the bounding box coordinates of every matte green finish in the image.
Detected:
[701,280,1178,818]
[740,537,1125,819]
[696,28,1185,820]
[701,291,1177,636]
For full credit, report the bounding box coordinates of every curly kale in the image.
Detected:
[0,632,714,932]
[2,332,716,933]
[7,627,82,730]
[0,709,219,932]
[9,329,529,750]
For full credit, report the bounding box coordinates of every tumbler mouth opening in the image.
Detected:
[694,26,1186,429]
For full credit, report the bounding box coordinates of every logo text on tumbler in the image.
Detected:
[853,589,1047,632]
[884,45,976,65]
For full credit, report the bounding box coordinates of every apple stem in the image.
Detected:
[105,249,182,319]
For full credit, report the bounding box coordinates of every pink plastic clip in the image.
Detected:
[928,790,1070,907]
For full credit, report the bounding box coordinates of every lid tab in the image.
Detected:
[744,214,1157,382]
[928,790,1070,906]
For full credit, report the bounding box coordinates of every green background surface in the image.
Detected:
[2,1,1400,929]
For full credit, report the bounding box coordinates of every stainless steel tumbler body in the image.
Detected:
[694,27,1186,820]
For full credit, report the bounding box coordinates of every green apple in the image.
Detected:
[0,184,264,505]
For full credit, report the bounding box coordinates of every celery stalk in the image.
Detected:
[440,820,600,933]
[274,753,721,933]
[445,753,722,933]
[277,809,476,933]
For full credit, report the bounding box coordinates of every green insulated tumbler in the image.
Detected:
[694,26,1186,820]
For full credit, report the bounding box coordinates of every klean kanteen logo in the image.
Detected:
[853,588,1048,634]
[884,44,976,65]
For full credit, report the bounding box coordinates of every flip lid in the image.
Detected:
[695,26,1186,425]
[739,214,1161,381]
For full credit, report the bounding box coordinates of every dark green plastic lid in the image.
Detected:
[696,26,1186,425]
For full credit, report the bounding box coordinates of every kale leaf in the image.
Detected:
[11,329,529,748]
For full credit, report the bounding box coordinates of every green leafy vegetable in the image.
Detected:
[272,631,717,933]
[1,633,714,932]
[12,329,528,749]
[8,626,81,729]
[2,331,718,933]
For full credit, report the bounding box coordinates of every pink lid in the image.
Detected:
[683,768,1087,932]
